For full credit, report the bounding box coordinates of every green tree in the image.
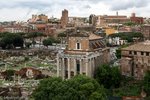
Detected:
[143,71,150,96]
[0,32,9,37]
[42,37,60,47]
[95,64,122,89]
[13,34,24,47]
[58,32,66,37]
[32,75,107,100]
[124,22,136,26]
[0,33,24,49]
[116,49,121,59]
[25,42,32,48]
[115,44,129,59]
[27,32,43,46]
[109,32,143,43]
[1,69,15,81]
[36,32,44,44]
[42,38,52,47]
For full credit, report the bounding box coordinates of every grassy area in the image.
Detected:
[105,77,143,98]
[0,59,56,71]
[0,80,3,85]
[112,82,141,97]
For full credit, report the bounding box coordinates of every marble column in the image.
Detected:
[57,57,59,77]
[74,59,76,76]
[89,58,92,77]
[91,58,95,77]
[80,59,82,74]
[86,58,88,76]
[68,58,71,79]
[62,58,65,80]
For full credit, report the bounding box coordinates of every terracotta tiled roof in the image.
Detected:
[35,24,46,28]
[69,32,89,37]
[122,41,150,52]
[89,33,102,40]
[90,40,105,49]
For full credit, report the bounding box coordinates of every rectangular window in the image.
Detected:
[146,52,149,56]
[76,43,80,49]
[141,52,144,55]
[129,51,132,54]
[134,51,137,55]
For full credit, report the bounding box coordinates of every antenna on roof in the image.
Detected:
[116,11,118,16]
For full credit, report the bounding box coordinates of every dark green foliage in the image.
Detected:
[95,64,122,89]
[143,71,150,96]
[27,32,44,46]
[53,39,61,43]
[24,56,29,61]
[124,22,136,26]
[0,33,24,49]
[12,34,24,47]
[115,44,129,59]
[109,32,143,42]
[0,32,10,37]
[25,42,32,48]
[116,49,121,59]
[42,38,52,47]
[112,82,141,97]
[3,70,15,81]
[32,75,107,100]
[28,32,43,38]
[58,32,66,37]
[43,37,60,47]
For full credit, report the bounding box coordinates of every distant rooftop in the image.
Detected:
[122,40,150,52]
[89,33,102,40]
[69,31,102,40]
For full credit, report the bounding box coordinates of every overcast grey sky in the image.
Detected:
[0,0,149,21]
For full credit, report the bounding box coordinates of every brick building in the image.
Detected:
[2,25,28,33]
[130,13,144,24]
[61,9,68,28]
[57,30,110,79]
[121,41,150,80]
[95,14,129,27]
[68,17,89,27]
[141,25,150,40]
[27,24,58,37]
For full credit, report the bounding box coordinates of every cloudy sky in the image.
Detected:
[0,0,149,21]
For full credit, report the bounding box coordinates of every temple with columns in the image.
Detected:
[57,30,110,79]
